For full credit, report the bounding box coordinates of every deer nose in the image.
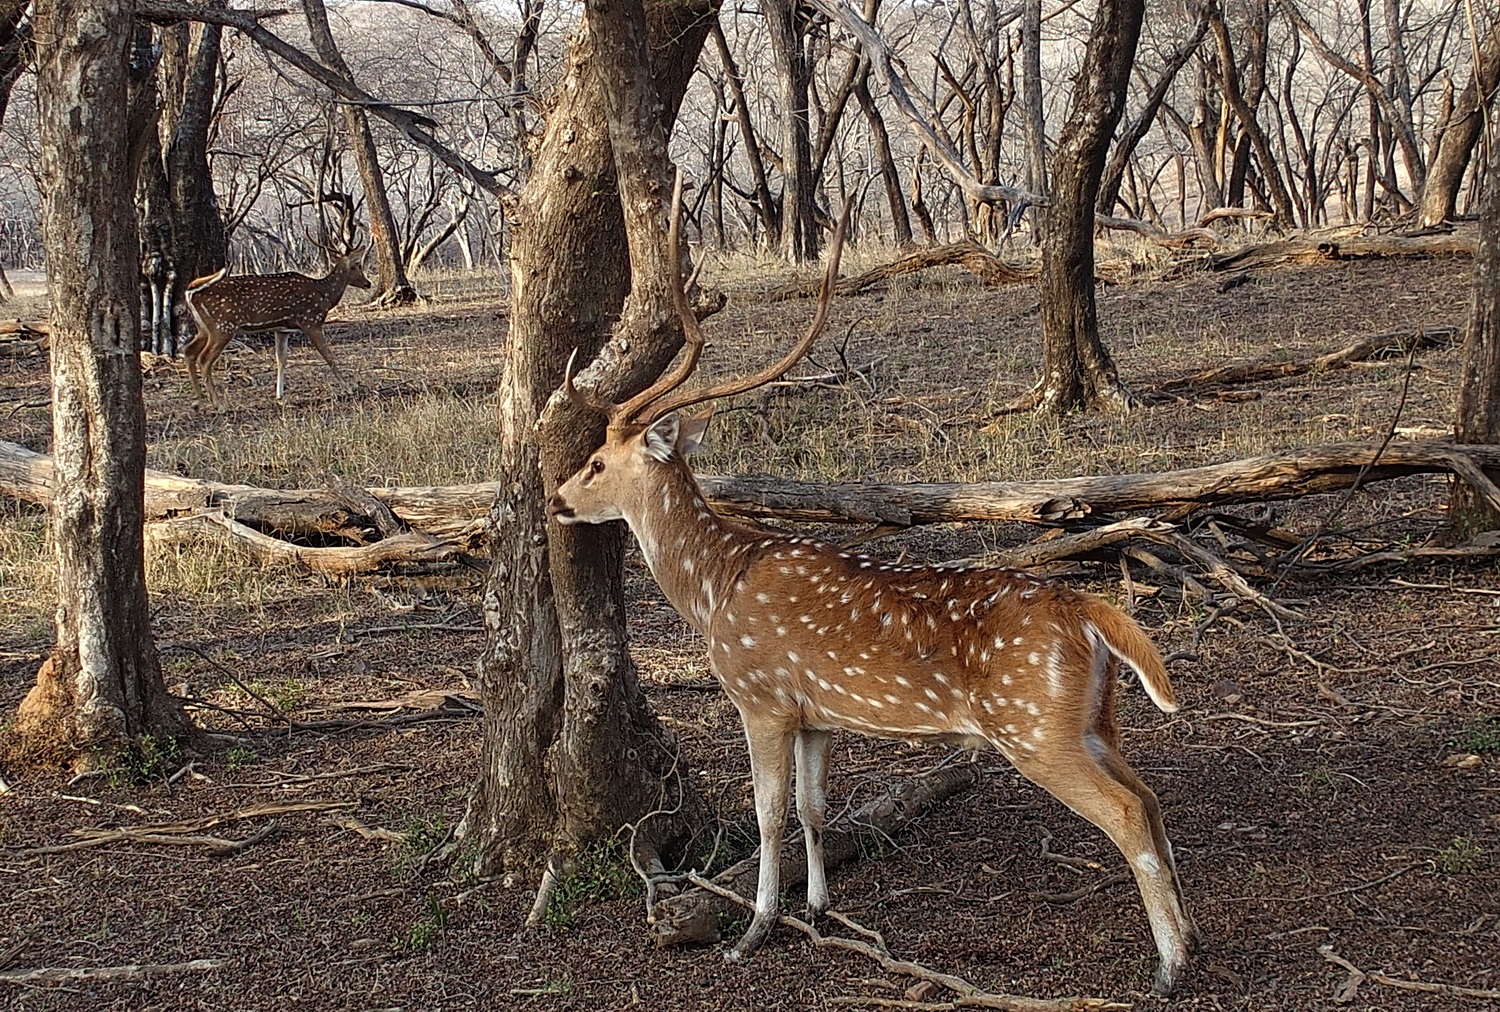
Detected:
[547,494,574,519]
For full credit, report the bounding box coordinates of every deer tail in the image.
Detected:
[1081,595,1177,713]
[185,267,227,295]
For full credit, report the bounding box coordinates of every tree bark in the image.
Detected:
[1098,13,1207,218]
[1417,20,1500,228]
[854,67,913,247]
[15,0,189,766]
[303,0,417,305]
[764,0,820,262]
[1450,130,1500,535]
[1020,0,1046,197]
[462,0,716,880]
[1024,0,1144,414]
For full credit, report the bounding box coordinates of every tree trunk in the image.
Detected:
[303,0,417,305]
[853,68,912,247]
[15,0,189,766]
[1097,13,1207,218]
[0,0,28,129]
[1023,0,1144,414]
[1417,21,1500,228]
[711,21,779,248]
[1021,0,1046,197]
[461,0,716,880]
[1450,131,1500,536]
[164,19,228,312]
[764,0,819,262]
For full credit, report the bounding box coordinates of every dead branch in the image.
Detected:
[14,800,355,856]
[685,874,1122,1012]
[1147,326,1457,395]
[147,511,466,578]
[1197,207,1275,227]
[770,241,1034,302]
[7,438,1500,537]
[1205,231,1476,272]
[1320,945,1500,1003]
[1095,215,1219,248]
[652,765,978,948]
[0,959,227,984]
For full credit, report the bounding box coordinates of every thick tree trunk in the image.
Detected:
[1451,134,1500,535]
[764,0,819,262]
[15,0,189,765]
[463,0,716,880]
[303,0,417,305]
[1024,0,1144,414]
[0,0,28,129]
[164,20,228,310]
[1417,21,1500,228]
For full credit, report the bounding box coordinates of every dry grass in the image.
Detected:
[0,251,1473,641]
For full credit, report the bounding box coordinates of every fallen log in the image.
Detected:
[651,764,978,948]
[1096,215,1219,249]
[1145,325,1458,395]
[771,240,1035,301]
[1205,231,1476,272]
[3,438,1498,535]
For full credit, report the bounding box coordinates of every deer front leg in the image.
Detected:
[726,722,793,962]
[302,323,348,392]
[795,729,832,916]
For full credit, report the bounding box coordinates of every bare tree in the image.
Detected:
[1451,128,1500,535]
[765,0,820,261]
[14,0,189,764]
[1418,16,1500,227]
[304,0,416,304]
[459,0,715,879]
[1008,0,1145,414]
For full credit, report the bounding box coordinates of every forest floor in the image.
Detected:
[1,242,1497,1011]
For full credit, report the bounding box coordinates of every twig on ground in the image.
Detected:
[0,959,228,984]
[13,800,353,856]
[1319,944,1500,1002]
[1036,868,1132,904]
[1297,861,1428,901]
[685,874,1121,1011]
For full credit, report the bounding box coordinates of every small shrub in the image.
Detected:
[1449,717,1500,755]
[1436,836,1484,875]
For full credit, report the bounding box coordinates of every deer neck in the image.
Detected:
[622,461,745,632]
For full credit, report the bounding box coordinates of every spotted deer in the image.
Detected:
[182,248,371,410]
[548,202,1197,995]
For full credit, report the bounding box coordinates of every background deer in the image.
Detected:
[182,247,371,410]
[548,188,1199,995]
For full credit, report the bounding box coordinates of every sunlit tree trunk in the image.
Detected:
[15,0,189,766]
[462,0,716,880]
[1011,0,1144,414]
[304,0,417,304]
[1450,134,1500,536]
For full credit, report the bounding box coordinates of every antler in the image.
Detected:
[634,198,847,426]
[562,169,849,429]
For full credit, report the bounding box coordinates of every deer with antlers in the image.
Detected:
[549,186,1198,995]
[182,247,371,410]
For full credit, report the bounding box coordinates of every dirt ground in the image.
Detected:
[1,248,1498,1011]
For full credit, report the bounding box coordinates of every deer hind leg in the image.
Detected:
[1091,666,1199,950]
[184,325,229,411]
[1008,734,1192,996]
[794,728,832,916]
[726,721,794,962]
[273,331,290,400]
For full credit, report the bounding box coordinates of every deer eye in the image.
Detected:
[589,459,605,475]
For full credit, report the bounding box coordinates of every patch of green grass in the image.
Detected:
[545,841,641,929]
[407,894,448,950]
[393,813,449,875]
[240,677,307,714]
[1449,716,1500,755]
[1436,836,1484,875]
[223,745,258,770]
[103,732,185,786]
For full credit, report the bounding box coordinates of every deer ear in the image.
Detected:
[676,413,712,456]
[644,415,681,462]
